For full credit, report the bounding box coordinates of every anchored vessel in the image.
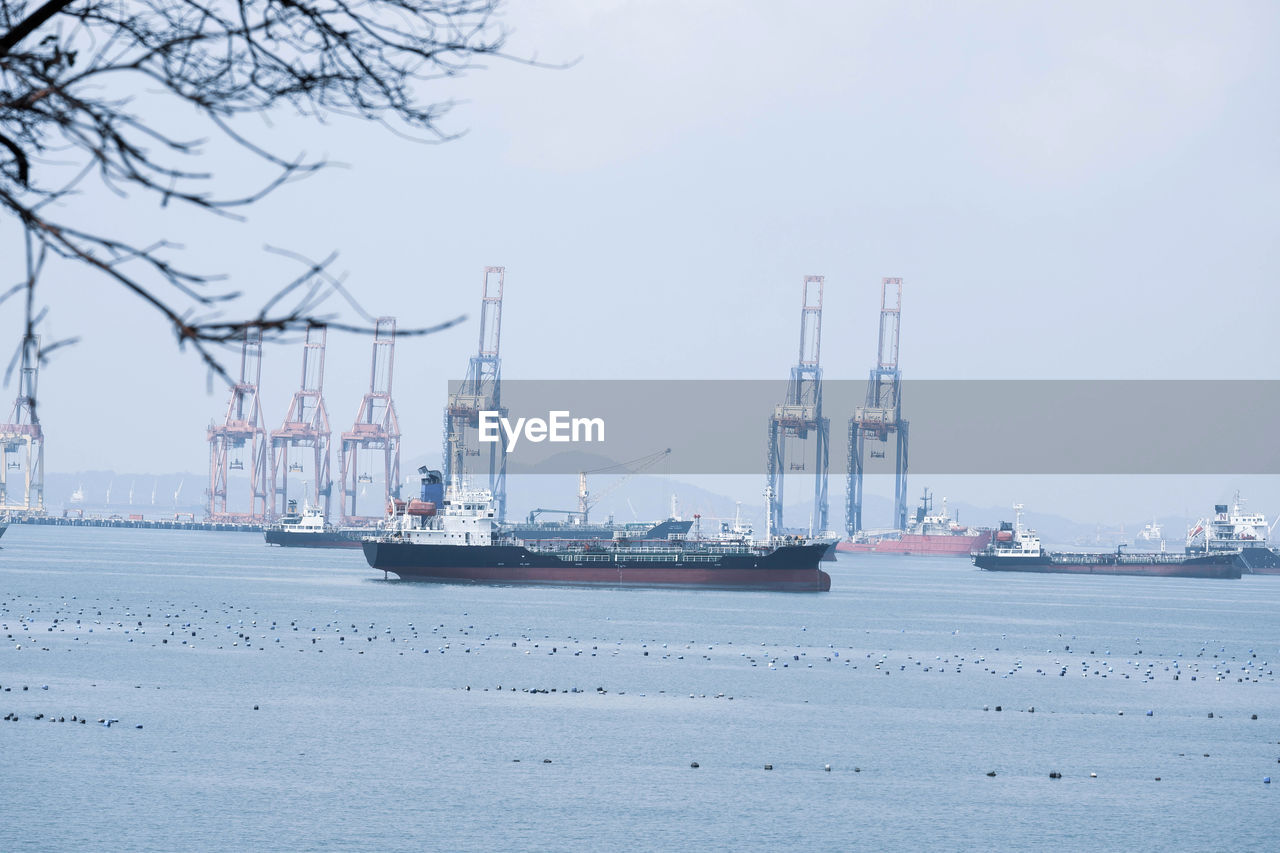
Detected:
[363,471,832,591]
[1185,494,1279,573]
[974,505,1240,579]
[838,490,993,556]
[264,500,368,548]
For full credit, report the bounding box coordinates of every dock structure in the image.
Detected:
[765,276,830,537]
[847,278,909,535]
[0,333,44,515]
[443,266,507,521]
[15,514,262,532]
[338,317,401,525]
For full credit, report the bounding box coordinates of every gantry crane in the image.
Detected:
[338,317,400,525]
[0,333,44,515]
[208,327,270,522]
[847,278,909,535]
[443,266,507,519]
[270,324,332,520]
[765,276,830,536]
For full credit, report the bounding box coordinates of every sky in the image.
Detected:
[2,0,1278,524]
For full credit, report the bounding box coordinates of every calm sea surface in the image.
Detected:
[2,524,1277,851]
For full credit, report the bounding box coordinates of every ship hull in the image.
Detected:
[974,552,1240,579]
[264,529,365,549]
[1237,546,1280,574]
[363,541,832,591]
[837,530,993,556]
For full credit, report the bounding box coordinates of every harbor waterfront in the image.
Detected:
[2,524,1277,851]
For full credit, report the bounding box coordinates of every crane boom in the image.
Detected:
[577,448,671,523]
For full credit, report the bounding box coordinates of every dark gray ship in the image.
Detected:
[975,505,1240,579]
[362,471,832,591]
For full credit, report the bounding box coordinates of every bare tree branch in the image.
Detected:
[1,0,528,384]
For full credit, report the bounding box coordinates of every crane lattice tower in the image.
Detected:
[0,333,45,515]
[270,324,332,520]
[208,327,270,522]
[846,278,909,535]
[339,317,401,524]
[765,275,830,536]
[443,266,507,520]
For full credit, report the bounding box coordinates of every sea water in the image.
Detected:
[1,524,1276,851]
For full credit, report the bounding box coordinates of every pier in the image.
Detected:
[10,514,261,533]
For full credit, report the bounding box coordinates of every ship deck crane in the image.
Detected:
[526,508,585,525]
[578,448,671,524]
[765,276,830,536]
[846,278,909,535]
[444,267,507,519]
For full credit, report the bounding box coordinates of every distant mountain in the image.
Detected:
[44,471,205,516]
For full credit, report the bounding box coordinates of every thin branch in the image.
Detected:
[0,0,544,381]
[0,0,75,57]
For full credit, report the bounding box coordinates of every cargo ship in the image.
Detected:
[362,470,832,591]
[264,500,371,548]
[1128,517,1165,550]
[974,505,1240,578]
[1185,494,1279,573]
[837,490,993,556]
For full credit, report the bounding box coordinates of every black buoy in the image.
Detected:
[986,771,997,777]
[690,761,699,768]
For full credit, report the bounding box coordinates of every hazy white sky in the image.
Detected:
[3,1,1278,521]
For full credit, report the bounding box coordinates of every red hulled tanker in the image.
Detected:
[838,490,993,557]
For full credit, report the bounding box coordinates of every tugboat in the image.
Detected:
[264,499,366,549]
[362,470,832,591]
[838,489,993,556]
[974,504,1239,579]
[1186,494,1279,573]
